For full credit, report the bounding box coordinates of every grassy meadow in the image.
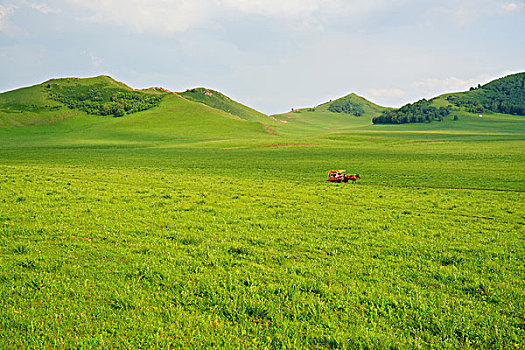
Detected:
[0,79,524,348]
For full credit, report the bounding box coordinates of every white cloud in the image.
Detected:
[87,51,103,68]
[424,2,483,27]
[221,0,411,21]
[453,7,478,25]
[411,71,523,95]
[496,1,525,14]
[422,0,525,27]
[24,2,60,15]
[222,0,321,18]
[68,0,410,34]
[0,2,59,33]
[368,88,406,99]
[0,5,16,31]
[412,76,486,92]
[72,0,216,34]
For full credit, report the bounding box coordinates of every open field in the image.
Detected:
[1,115,524,348]
[0,75,524,348]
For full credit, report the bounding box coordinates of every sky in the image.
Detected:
[0,0,524,114]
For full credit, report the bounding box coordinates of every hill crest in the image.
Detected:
[373,72,525,124]
[180,87,269,122]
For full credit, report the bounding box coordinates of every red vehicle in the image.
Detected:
[326,170,361,183]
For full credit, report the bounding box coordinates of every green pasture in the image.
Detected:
[0,78,524,348]
[1,137,524,349]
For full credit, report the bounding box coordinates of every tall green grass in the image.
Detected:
[0,76,524,348]
[0,130,524,348]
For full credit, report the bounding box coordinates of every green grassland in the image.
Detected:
[0,83,66,128]
[0,76,524,348]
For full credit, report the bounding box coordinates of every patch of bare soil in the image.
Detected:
[270,116,288,123]
[261,122,279,135]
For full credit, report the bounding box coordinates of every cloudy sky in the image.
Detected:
[1,0,524,114]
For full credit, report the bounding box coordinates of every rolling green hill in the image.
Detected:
[270,93,388,135]
[0,75,169,127]
[1,73,524,141]
[180,88,270,122]
[46,76,165,117]
[316,93,387,116]
[0,76,281,145]
[373,72,525,124]
[0,95,281,148]
[445,72,525,115]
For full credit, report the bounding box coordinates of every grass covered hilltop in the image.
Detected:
[0,73,524,348]
[371,72,525,124]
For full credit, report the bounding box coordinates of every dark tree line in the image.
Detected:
[328,100,364,116]
[48,83,163,117]
[372,99,450,124]
[0,102,61,113]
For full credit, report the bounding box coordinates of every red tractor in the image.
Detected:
[326,170,361,183]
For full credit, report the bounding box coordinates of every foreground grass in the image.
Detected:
[0,137,524,348]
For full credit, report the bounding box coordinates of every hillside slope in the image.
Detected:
[0,77,281,145]
[445,72,525,115]
[0,75,168,127]
[271,93,388,135]
[2,73,524,141]
[180,88,271,123]
[0,82,66,128]
[0,93,281,148]
[373,72,525,124]
[315,93,387,116]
